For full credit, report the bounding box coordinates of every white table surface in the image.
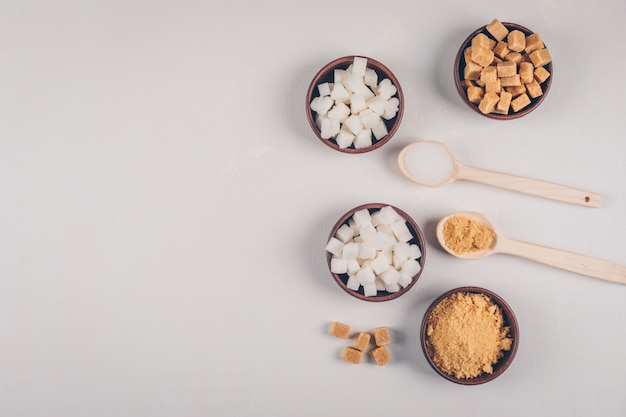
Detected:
[2,1,625,416]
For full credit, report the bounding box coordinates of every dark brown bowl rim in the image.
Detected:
[326,203,426,301]
[420,286,519,384]
[306,56,404,153]
[454,22,553,120]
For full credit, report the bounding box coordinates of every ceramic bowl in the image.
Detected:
[420,286,519,384]
[454,22,553,120]
[325,203,425,301]
[306,56,404,153]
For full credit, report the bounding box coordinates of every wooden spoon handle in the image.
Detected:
[457,164,600,207]
[496,237,626,284]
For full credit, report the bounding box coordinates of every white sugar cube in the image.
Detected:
[310,96,322,113]
[384,282,401,293]
[352,208,372,227]
[356,266,376,285]
[327,102,350,122]
[375,277,386,291]
[398,271,413,288]
[380,268,400,286]
[325,237,344,257]
[393,242,411,259]
[317,82,332,97]
[347,259,360,275]
[335,224,355,243]
[312,95,334,115]
[330,83,350,101]
[383,97,400,120]
[363,283,378,297]
[351,56,368,78]
[343,73,366,95]
[353,128,372,149]
[320,117,340,139]
[314,113,324,130]
[346,275,361,291]
[377,206,402,225]
[393,255,406,270]
[358,241,376,260]
[371,119,388,140]
[377,78,397,99]
[370,256,390,275]
[391,220,413,242]
[376,223,394,237]
[342,241,359,260]
[409,244,422,260]
[364,68,378,87]
[335,127,355,149]
[367,95,388,115]
[349,94,367,114]
[330,257,348,274]
[359,108,380,129]
[367,231,393,251]
[401,259,421,277]
[359,222,377,239]
[334,69,347,83]
[344,114,364,135]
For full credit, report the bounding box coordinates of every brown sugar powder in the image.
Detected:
[442,215,495,254]
[425,292,513,379]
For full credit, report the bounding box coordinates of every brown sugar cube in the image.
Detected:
[471,33,492,49]
[330,321,350,339]
[461,79,474,89]
[486,18,509,41]
[371,346,392,366]
[372,327,390,346]
[354,332,371,351]
[342,346,362,364]
[463,47,473,64]
[530,48,552,67]
[478,91,500,114]
[526,79,543,98]
[480,66,498,83]
[500,74,521,87]
[510,93,531,112]
[497,61,517,77]
[507,30,526,52]
[493,41,510,59]
[496,91,513,114]
[534,66,551,83]
[492,56,503,64]
[505,84,527,97]
[504,51,522,65]
[519,62,534,84]
[467,86,485,103]
[485,79,501,94]
[464,61,483,81]
[525,33,545,54]
[471,45,494,67]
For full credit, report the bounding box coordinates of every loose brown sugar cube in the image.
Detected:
[510,93,531,112]
[534,66,551,83]
[354,332,371,351]
[471,33,492,49]
[485,79,501,94]
[519,62,534,84]
[471,45,494,67]
[526,79,543,98]
[496,91,512,113]
[493,41,510,59]
[507,30,526,52]
[467,86,484,103]
[342,346,362,364]
[525,33,545,54]
[478,91,500,114]
[529,48,552,67]
[464,61,483,81]
[500,74,521,87]
[373,327,390,346]
[330,321,350,339]
[371,346,392,366]
[486,18,509,41]
[496,61,516,78]
[480,66,498,83]
[504,51,522,65]
[505,84,527,97]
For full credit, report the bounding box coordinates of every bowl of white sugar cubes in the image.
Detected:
[325,203,425,301]
[307,56,404,153]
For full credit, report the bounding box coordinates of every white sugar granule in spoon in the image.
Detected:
[403,142,455,186]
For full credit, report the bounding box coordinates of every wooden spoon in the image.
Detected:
[435,212,626,285]
[398,141,600,207]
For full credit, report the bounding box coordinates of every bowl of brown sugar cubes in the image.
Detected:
[325,203,425,301]
[454,18,553,119]
[306,56,404,153]
[420,286,519,384]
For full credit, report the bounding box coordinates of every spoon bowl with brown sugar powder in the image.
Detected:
[436,212,626,285]
[397,141,600,207]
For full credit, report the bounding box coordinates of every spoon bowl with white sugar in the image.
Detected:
[436,211,626,285]
[397,140,600,207]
